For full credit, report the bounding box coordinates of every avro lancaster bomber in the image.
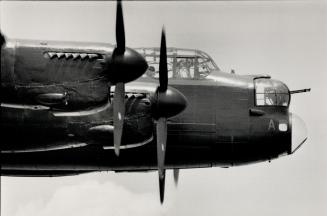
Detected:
[0,0,310,203]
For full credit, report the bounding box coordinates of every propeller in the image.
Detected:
[156,29,168,203]
[112,0,126,157]
[105,0,148,156]
[152,28,187,204]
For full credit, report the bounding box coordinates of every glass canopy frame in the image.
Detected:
[134,47,220,80]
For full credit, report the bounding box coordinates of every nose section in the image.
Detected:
[290,113,308,154]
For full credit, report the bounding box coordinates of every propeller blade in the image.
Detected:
[156,117,167,178]
[173,169,179,186]
[156,117,167,203]
[113,82,125,156]
[159,169,166,204]
[116,0,125,55]
[159,28,168,92]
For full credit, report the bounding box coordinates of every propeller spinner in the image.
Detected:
[105,0,148,156]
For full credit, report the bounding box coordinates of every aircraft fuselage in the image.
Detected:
[1,39,305,176]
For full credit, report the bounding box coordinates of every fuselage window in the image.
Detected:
[255,78,290,107]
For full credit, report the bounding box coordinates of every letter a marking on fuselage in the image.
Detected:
[268,119,276,131]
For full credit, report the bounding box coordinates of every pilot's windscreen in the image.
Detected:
[198,57,212,78]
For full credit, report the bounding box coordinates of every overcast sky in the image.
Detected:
[1,1,327,216]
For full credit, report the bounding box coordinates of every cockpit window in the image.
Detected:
[254,78,290,107]
[198,57,217,79]
[175,57,195,78]
[135,48,219,80]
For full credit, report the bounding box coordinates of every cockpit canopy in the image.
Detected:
[254,78,290,107]
[135,47,219,80]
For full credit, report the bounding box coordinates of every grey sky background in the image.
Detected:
[1,1,326,216]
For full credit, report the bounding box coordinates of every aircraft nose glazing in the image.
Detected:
[290,113,308,154]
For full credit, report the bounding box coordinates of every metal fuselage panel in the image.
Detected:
[0,40,291,175]
[1,39,113,109]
